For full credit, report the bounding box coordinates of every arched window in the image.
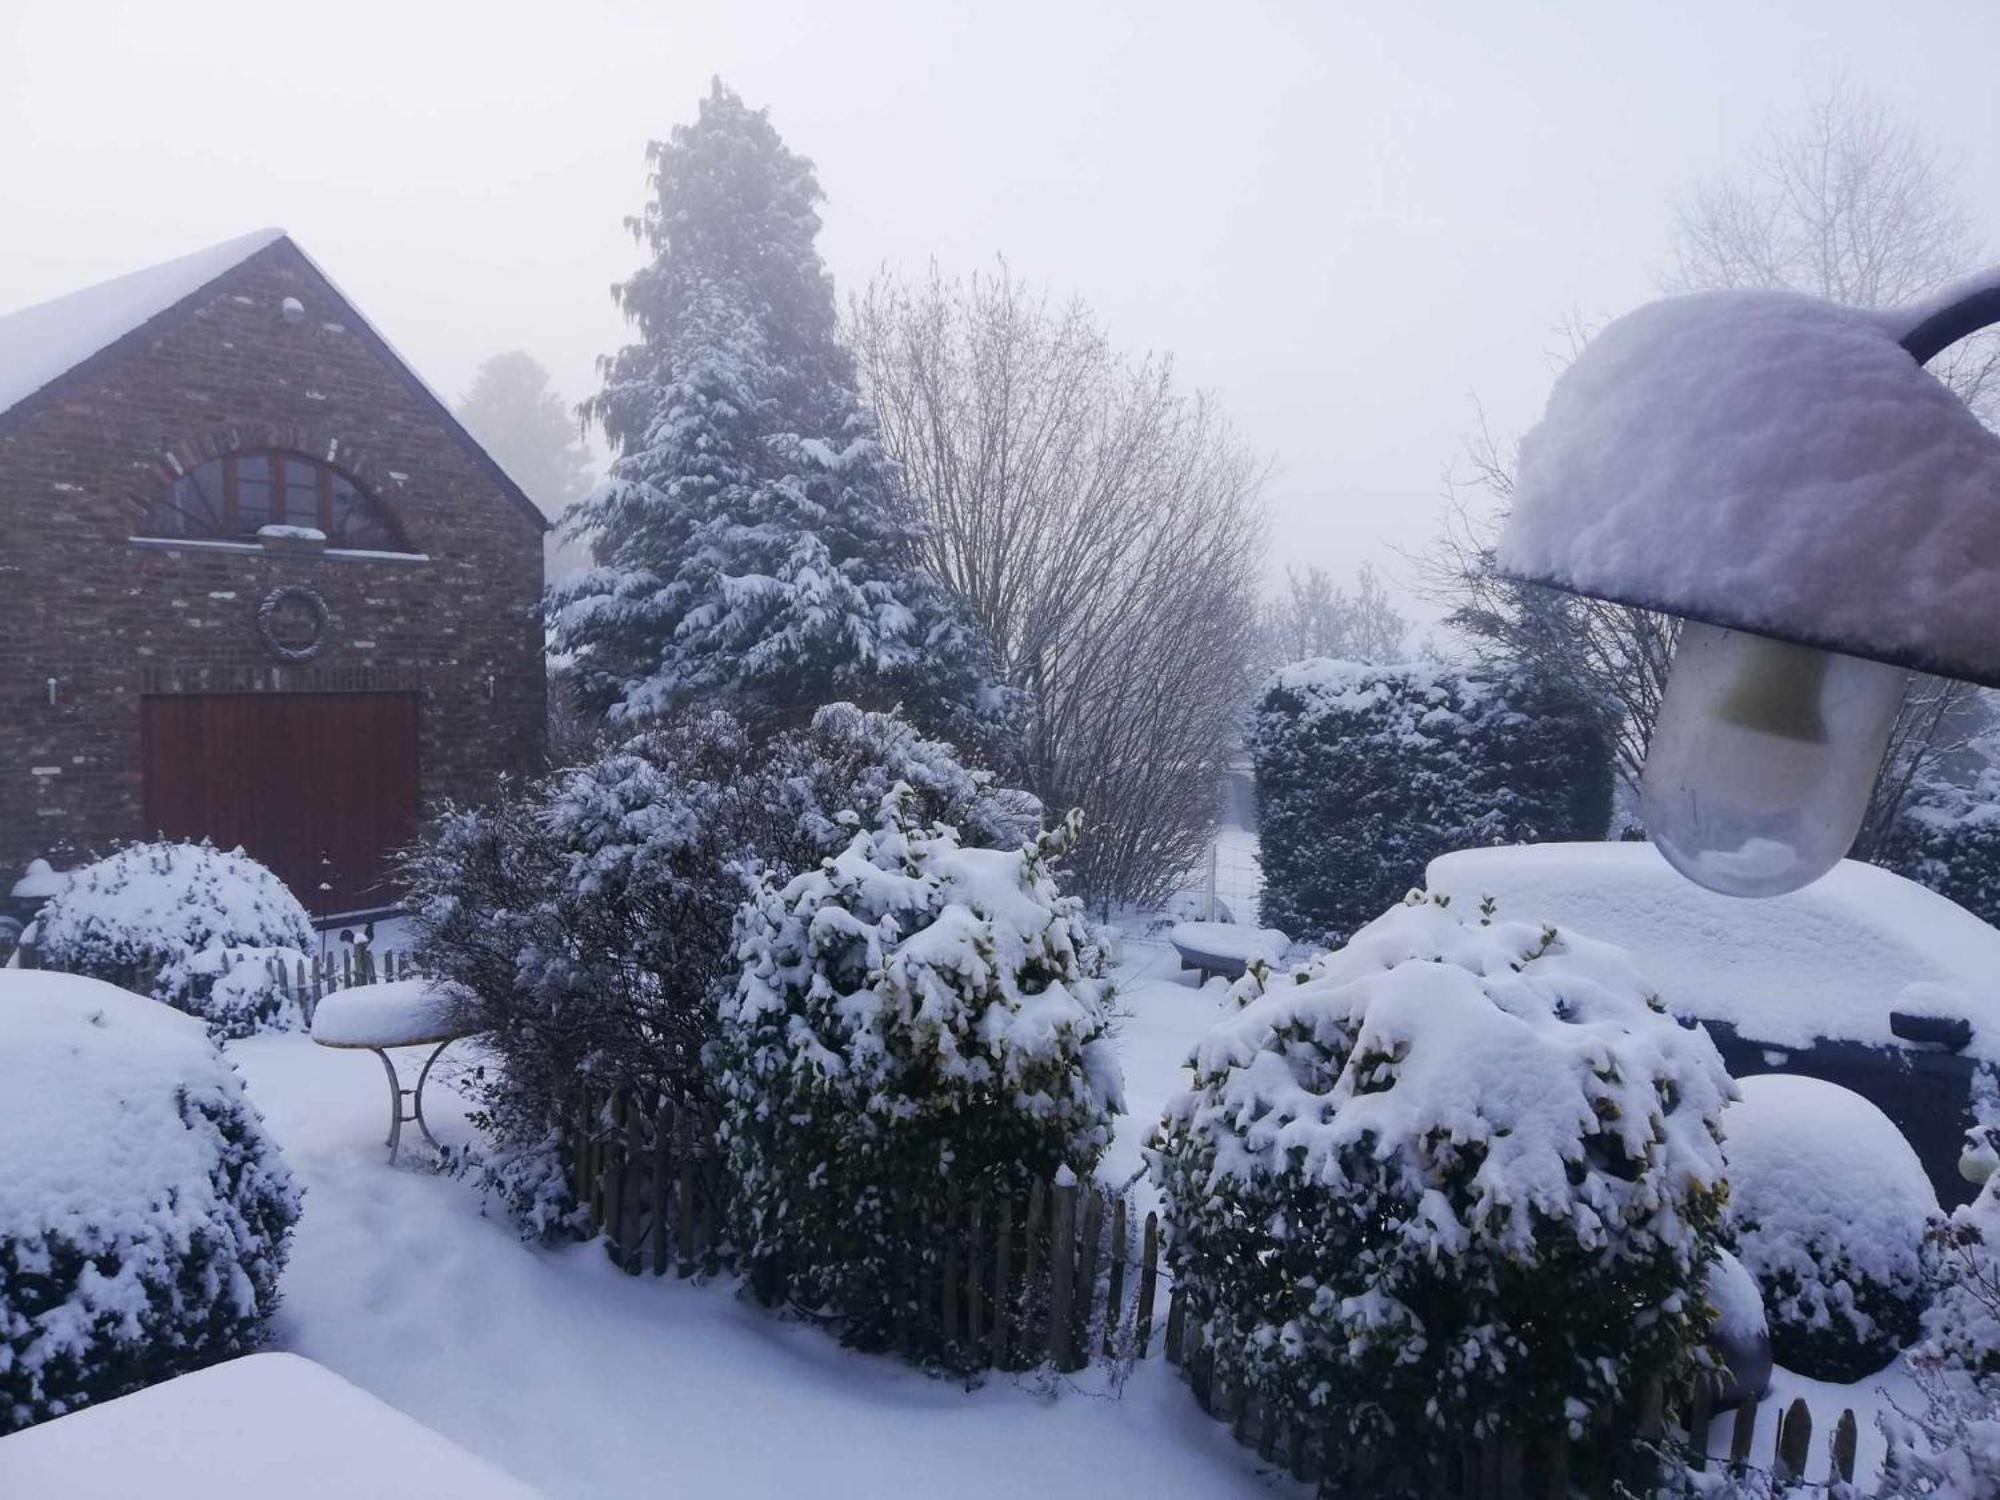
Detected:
[136,451,408,551]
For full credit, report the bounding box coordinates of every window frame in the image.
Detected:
[134,449,412,553]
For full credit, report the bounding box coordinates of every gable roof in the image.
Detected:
[0,230,548,532]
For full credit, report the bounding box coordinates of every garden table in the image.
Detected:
[310,978,476,1163]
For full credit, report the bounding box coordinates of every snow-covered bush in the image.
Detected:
[1724,1074,1935,1381]
[1880,767,2000,929]
[1150,892,1731,1476]
[1251,660,1612,946]
[28,841,313,1038]
[716,791,1121,1353]
[407,706,1040,1238]
[0,971,299,1433]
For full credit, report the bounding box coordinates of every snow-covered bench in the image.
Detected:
[0,1352,544,1498]
[1168,920,1289,982]
[311,978,476,1163]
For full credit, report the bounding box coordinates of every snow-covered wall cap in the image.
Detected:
[1497,288,2000,688]
[0,228,286,419]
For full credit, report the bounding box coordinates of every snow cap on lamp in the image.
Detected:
[1496,287,2000,688]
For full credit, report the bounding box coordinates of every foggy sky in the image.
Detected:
[7,1,2000,624]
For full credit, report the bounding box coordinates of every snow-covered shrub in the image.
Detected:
[771,701,1043,853]
[1880,767,2000,929]
[0,971,299,1433]
[1724,1074,1935,1381]
[716,791,1121,1353]
[407,706,1039,1238]
[1877,1370,2000,1499]
[28,841,313,1037]
[1251,660,1612,946]
[1151,892,1731,1476]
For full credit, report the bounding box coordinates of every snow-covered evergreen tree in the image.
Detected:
[716,790,1121,1354]
[554,82,1000,736]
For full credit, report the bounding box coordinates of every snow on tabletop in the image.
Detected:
[8,857,63,900]
[1499,288,2000,682]
[1166,921,1288,964]
[0,1353,545,1499]
[311,977,475,1048]
[1427,841,2000,1058]
[0,970,243,1227]
[0,228,285,420]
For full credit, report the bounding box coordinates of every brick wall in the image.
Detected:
[0,238,547,890]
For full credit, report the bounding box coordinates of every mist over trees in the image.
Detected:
[1257,562,1410,671]
[851,264,1266,910]
[457,350,595,581]
[1430,79,1998,851]
[551,83,1001,738]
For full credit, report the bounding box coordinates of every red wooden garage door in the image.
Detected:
[140,693,420,915]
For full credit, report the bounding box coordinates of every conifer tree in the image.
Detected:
[554,82,1000,735]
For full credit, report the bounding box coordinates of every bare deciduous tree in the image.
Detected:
[1258,561,1410,670]
[851,264,1266,910]
[1431,80,1998,841]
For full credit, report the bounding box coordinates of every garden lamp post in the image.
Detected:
[1495,273,2000,898]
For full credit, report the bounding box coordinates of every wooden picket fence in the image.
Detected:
[1162,1304,1867,1496]
[565,1086,1167,1372]
[15,937,414,1028]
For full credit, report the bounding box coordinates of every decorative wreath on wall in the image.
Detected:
[255,585,330,664]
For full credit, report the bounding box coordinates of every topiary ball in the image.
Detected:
[0,970,300,1433]
[1724,1073,1935,1381]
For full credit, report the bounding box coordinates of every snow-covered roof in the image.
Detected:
[0,227,285,419]
[1426,841,2000,1059]
[0,229,548,532]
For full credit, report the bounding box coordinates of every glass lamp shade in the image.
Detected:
[1641,622,1909,897]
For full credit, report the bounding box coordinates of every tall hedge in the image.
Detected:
[1251,659,1612,945]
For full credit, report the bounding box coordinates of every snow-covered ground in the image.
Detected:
[224,933,1271,1500]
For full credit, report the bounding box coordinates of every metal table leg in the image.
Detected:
[371,1040,455,1164]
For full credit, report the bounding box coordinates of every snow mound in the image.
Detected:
[312,978,474,1049]
[0,1353,545,1498]
[0,228,284,421]
[1427,842,2000,1058]
[1500,289,2000,685]
[0,970,298,1431]
[29,841,313,1037]
[1725,1074,1935,1380]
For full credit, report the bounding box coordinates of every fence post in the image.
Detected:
[648,1102,672,1275]
[1774,1399,1810,1484]
[1017,1180,1046,1362]
[966,1204,986,1353]
[1046,1175,1079,1371]
[1101,1196,1127,1358]
[1728,1392,1759,1473]
[989,1197,1013,1370]
[1073,1188,1102,1361]
[1136,1210,1161,1360]
[1831,1408,1857,1484]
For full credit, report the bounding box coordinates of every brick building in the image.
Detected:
[0,230,547,915]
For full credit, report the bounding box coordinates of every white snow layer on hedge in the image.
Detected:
[1724,1074,1935,1334]
[1428,842,2000,1059]
[1190,893,1732,1259]
[729,808,1123,1117]
[33,841,313,963]
[0,971,297,1407]
[1500,289,2000,681]
[182,945,311,1034]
